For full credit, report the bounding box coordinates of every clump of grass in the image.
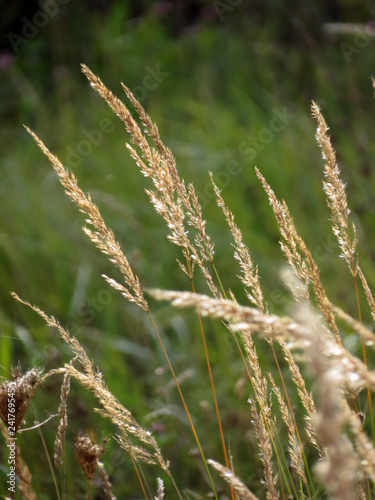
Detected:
[2,67,375,499]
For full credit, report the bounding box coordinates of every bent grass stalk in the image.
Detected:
[185,257,235,500]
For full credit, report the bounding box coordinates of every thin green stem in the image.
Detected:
[212,261,226,299]
[353,273,375,441]
[273,426,299,499]
[270,342,314,499]
[261,403,292,499]
[32,404,61,500]
[232,333,286,498]
[128,450,150,500]
[353,271,375,500]
[147,311,218,500]
[187,259,235,500]
[213,259,309,498]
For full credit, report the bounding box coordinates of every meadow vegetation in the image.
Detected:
[1,6,375,499]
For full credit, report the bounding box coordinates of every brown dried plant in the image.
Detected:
[74,433,107,500]
[74,433,106,480]
[0,368,43,433]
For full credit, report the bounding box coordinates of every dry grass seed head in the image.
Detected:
[210,173,264,310]
[296,309,359,500]
[249,397,279,500]
[64,364,169,472]
[11,292,94,373]
[121,77,215,266]
[348,410,375,483]
[255,168,309,302]
[11,293,169,474]
[267,373,306,484]
[357,267,375,322]
[311,101,357,273]
[256,168,340,343]
[208,459,259,500]
[0,368,43,432]
[54,360,74,469]
[154,478,165,500]
[82,66,219,296]
[280,343,322,456]
[74,433,106,480]
[97,461,117,500]
[23,129,148,311]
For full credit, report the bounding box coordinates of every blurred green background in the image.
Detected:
[1,0,375,497]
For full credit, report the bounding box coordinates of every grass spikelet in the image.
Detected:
[249,397,279,500]
[149,289,375,392]
[54,366,72,470]
[154,477,165,500]
[311,101,357,272]
[210,173,264,310]
[280,344,322,456]
[11,293,93,372]
[348,410,375,485]
[330,301,375,347]
[75,433,106,500]
[255,168,310,304]
[23,127,148,311]
[268,373,306,486]
[208,459,259,500]
[97,461,117,500]
[358,267,375,323]
[54,359,75,500]
[147,289,302,339]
